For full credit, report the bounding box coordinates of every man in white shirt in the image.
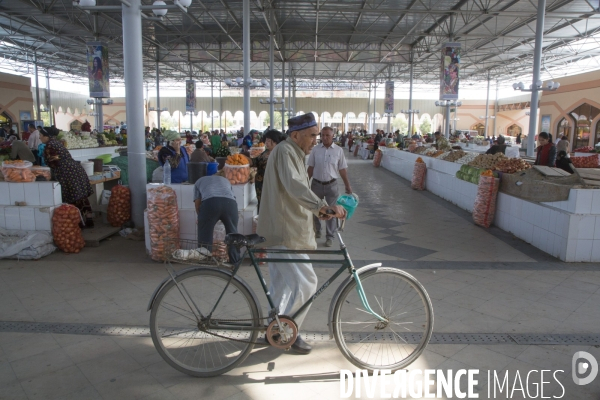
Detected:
[308,126,352,247]
[27,124,41,150]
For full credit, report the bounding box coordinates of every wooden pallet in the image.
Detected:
[533,166,572,177]
[82,222,120,247]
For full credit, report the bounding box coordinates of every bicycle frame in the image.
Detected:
[203,226,386,330]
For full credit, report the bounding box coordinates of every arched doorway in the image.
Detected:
[506,124,522,137]
[471,123,485,136]
[557,118,571,142]
[564,103,600,148]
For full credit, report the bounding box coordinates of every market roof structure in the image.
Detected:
[2,0,600,89]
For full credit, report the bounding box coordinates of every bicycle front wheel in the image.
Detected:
[332,267,434,371]
[150,268,261,377]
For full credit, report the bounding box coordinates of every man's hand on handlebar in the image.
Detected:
[318,205,347,220]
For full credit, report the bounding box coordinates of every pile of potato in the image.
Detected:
[494,158,532,174]
[468,153,506,169]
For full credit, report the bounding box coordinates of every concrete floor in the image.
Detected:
[1,158,599,399]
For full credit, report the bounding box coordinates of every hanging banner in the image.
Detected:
[185,80,196,112]
[384,81,394,114]
[440,42,461,100]
[86,42,110,98]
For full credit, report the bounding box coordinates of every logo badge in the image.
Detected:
[572,351,598,385]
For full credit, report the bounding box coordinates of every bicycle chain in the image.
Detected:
[196,317,269,345]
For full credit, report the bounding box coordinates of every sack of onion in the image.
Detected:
[472,175,500,228]
[52,204,85,253]
[147,185,180,261]
[107,185,131,227]
[373,149,383,167]
[411,160,427,190]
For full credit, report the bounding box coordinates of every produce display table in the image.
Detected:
[380,147,600,262]
[0,181,62,231]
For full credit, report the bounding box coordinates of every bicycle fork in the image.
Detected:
[336,225,387,324]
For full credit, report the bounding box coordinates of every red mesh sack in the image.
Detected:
[107,185,131,227]
[411,161,427,190]
[472,175,500,228]
[373,149,383,167]
[52,204,85,253]
[147,185,180,261]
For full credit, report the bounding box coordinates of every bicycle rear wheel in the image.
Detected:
[332,267,434,371]
[150,268,260,377]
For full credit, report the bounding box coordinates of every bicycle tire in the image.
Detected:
[332,267,434,371]
[150,268,260,377]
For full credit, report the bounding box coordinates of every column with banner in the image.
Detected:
[87,42,110,98]
[186,80,196,131]
[385,81,394,133]
[440,43,460,100]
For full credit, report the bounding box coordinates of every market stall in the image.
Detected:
[380,147,600,262]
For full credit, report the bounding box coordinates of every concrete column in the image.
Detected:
[281,57,285,131]
[408,52,414,136]
[493,79,499,136]
[528,0,547,157]
[269,26,274,127]
[122,0,146,227]
[444,104,450,138]
[45,69,53,126]
[243,0,251,134]
[156,48,160,129]
[372,80,377,133]
[484,75,491,137]
[34,52,41,121]
[367,82,371,132]
[211,76,214,131]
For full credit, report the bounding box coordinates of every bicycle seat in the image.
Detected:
[225,233,266,248]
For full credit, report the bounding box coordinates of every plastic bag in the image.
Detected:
[31,166,51,181]
[373,149,382,167]
[411,162,427,190]
[336,193,359,220]
[2,161,35,182]
[52,204,85,253]
[473,175,500,228]
[212,221,228,261]
[249,146,265,158]
[223,163,250,185]
[147,185,180,261]
[0,228,56,259]
[107,185,131,227]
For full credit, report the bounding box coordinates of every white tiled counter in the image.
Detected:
[69,146,121,162]
[380,147,600,262]
[144,182,257,252]
[0,182,62,231]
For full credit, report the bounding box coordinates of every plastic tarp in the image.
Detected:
[0,228,56,260]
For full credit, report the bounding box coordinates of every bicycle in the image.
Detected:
[147,219,434,377]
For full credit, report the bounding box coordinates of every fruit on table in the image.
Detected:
[494,158,531,174]
[444,150,466,162]
[572,155,599,168]
[252,142,265,147]
[416,157,424,163]
[224,164,250,184]
[467,153,507,169]
[455,152,478,164]
[574,146,593,153]
[225,154,248,165]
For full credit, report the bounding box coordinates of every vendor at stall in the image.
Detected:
[40,126,94,227]
[9,139,35,162]
[433,131,451,151]
[194,175,240,263]
[245,129,284,212]
[190,140,214,163]
[534,132,557,167]
[158,131,190,183]
[486,135,508,155]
